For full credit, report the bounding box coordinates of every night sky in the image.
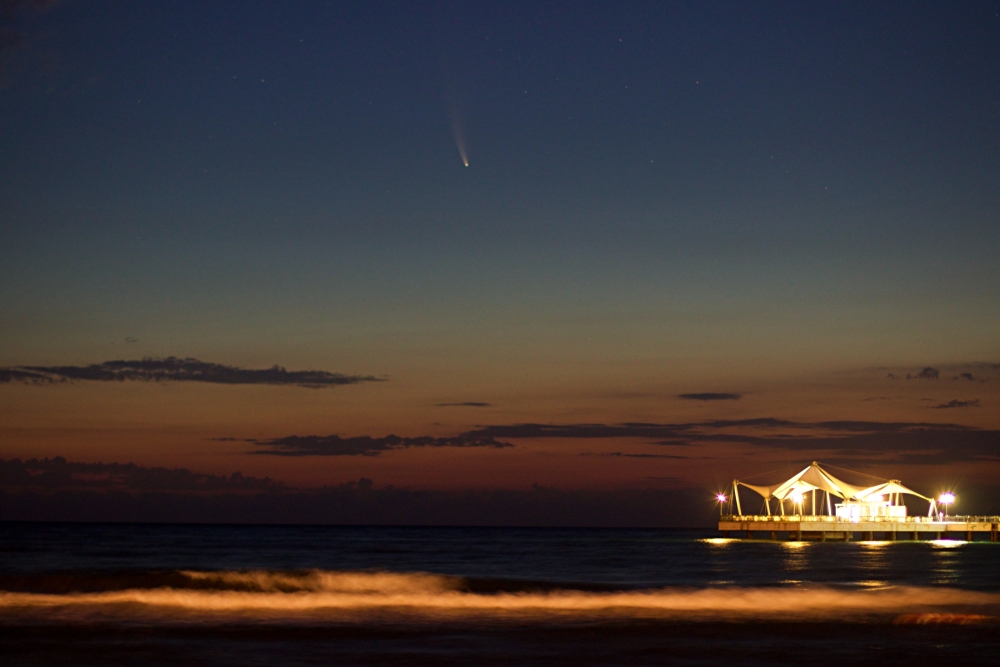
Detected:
[2,1,999,524]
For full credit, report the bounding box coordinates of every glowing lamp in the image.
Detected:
[716,494,727,503]
[939,492,955,520]
[790,491,803,504]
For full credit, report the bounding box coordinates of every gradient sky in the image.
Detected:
[1,1,999,519]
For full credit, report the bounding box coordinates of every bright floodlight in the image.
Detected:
[790,491,803,504]
[716,494,727,503]
[939,493,955,504]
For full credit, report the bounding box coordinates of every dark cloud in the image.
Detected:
[907,367,940,380]
[857,452,982,466]
[805,420,948,433]
[0,357,382,388]
[678,392,741,401]
[716,426,1000,464]
[124,337,138,343]
[463,418,999,465]
[465,418,927,442]
[930,399,980,409]
[954,372,975,381]
[579,452,689,459]
[0,456,281,492]
[465,423,700,440]
[705,418,799,428]
[252,433,513,457]
[436,402,491,407]
[0,368,54,384]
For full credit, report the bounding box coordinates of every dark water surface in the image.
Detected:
[2,523,999,666]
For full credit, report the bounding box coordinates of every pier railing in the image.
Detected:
[720,515,1000,523]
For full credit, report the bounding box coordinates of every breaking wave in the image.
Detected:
[1,570,998,624]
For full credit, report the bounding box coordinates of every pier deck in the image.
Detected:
[718,515,1000,541]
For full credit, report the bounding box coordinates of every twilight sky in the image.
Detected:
[1,1,999,523]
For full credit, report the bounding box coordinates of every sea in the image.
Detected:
[2,523,1000,666]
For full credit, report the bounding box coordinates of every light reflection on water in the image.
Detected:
[781,541,810,577]
[931,542,963,586]
[695,534,992,592]
[781,541,808,550]
[931,540,966,549]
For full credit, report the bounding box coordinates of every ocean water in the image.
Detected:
[2,523,999,666]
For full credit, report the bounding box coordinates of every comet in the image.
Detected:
[453,120,469,167]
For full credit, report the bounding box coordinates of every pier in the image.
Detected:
[718,515,1000,541]
[717,462,999,541]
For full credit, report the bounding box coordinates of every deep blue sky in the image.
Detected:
[1,1,999,496]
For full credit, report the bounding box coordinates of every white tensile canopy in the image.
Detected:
[731,462,934,516]
[855,480,930,502]
[737,462,864,502]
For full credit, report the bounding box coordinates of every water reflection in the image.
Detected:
[781,541,808,550]
[931,542,962,585]
[781,541,809,575]
[931,540,965,549]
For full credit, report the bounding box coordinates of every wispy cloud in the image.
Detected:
[678,392,741,401]
[465,423,705,441]
[463,418,1000,465]
[907,367,940,380]
[930,399,980,409]
[0,456,281,492]
[0,368,51,384]
[580,452,690,459]
[0,357,382,388]
[251,434,513,456]
[464,418,883,442]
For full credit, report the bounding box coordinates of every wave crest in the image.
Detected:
[2,570,998,624]
[178,569,455,594]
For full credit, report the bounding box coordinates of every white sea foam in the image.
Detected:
[1,570,998,624]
